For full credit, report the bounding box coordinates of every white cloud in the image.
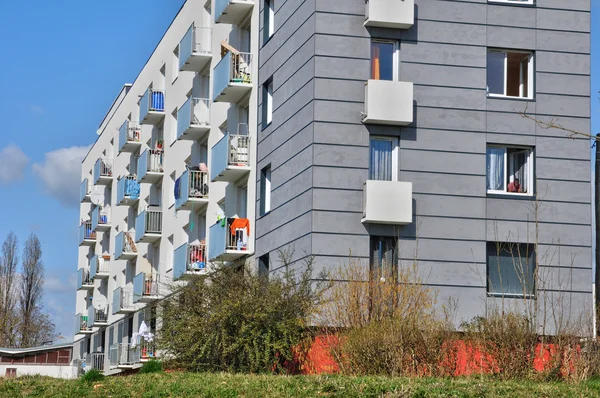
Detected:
[30,105,45,114]
[0,144,29,184]
[32,146,90,208]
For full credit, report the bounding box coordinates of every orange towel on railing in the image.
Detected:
[230,218,250,236]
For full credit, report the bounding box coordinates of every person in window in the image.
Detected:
[507,177,522,193]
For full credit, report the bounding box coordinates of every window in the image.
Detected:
[263,0,274,43]
[370,236,397,283]
[172,46,179,83]
[486,146,533,195]
[489,0,533,4]
[260,165,271,215]
[371,40,398,81]
[262,78,273,129]
[258,253,269,278]
[237,183,248,218]
[487,242,535,297]
[369,137,398,181]
[487,49,534,98]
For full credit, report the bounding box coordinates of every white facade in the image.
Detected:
[74,0,259,373]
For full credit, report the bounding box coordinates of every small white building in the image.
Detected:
[0,343,78,379]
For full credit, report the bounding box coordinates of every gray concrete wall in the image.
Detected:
[257,0,592,332]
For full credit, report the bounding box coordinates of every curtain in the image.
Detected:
[369,139,393,180]
[486,148,504,191]
[371,42,380,80]
[370,237,397,282]
[511,150,528,193]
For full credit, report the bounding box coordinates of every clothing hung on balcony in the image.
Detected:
[229,218,250,236]
[125,179,140,199]
[174,177,181,200]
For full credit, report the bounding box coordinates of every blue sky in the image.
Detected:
[0,2,597,341]
[0,0,185,340]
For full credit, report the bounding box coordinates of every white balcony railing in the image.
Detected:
[86,352,105,372]
[110,343,141,367]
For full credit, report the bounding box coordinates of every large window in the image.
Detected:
[487,49,534,98]
[369,137,398,181]
[487,242,536,297]
[263,0,274,43]
[260,165,271,215]
[370,236,397,283]
[371,40,398,81]
[486,146,533,195]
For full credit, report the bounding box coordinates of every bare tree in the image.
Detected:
[19,233,54,347]
[0,232,19,347]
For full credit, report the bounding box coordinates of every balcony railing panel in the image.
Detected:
[77,267,93,290]
[215,0,254,25]
[86,353,105,372]
[88,304,109,326]
[138,149,164,182]
[117,175,140,204]
[135,210,162,242]
[112,287,134,315]
[209,218,250,261]
[175,169,209,211]
[210,134,250,181]
[174,243,207,281]
[115,231,137,260]
[118,120,141,153]
[75,313,91,334]
[133,272,159,302]
[140,88,165,124]
[91,206,109,231]
[179,26,212,71]
[79,221,96,245]
[94,159,113,185]
[213,52,253,102]
[80,179,91,202]
[177,97,211,140]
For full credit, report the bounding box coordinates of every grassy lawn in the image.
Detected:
[2,372,600,398]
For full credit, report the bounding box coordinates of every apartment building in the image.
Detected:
[74,0,258,373]
[255,0,593,334]
[74,0,593,372]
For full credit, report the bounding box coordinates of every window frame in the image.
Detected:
[263,0,275,44]
[486,144,534,197]
[488,0,534,5]
[370,39,399,82]
[487,49,534,99]
[262,78,273,130]
[260,165,272,216]
[369,136,399,181]
[486,241,536,299]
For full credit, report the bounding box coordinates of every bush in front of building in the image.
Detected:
[140,359,163,374]
[80,369,104,383]
[158,257,328,373]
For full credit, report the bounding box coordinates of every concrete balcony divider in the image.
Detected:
[213,51,253,103]
[210,133,251,182]
[363,80,413,126]
[179,25,212,72]
[139,88,165,125]
[362,180,413,225]
[215,0,254,25]
[118,120,141,153]
[364,0,414,29]
[177,97,211,141]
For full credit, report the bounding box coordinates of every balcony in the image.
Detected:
[109,343,141,369]
[174,241,207,280]
[135,209,162,243]
[118,120,142,153]
[88,304,109,327]
[179,26,212,72]
[215,0,254,25]
[139,88,165,125]
[75,313,93,335]
[112,286,135,315]
[362,180,413,225]
[210,133,250,182]
[133,272,160,303]
[86,352,105,372]
[362,80,413,126]
[364,0,414,29]
[137,149,164,183]
[177,97,211,141]
[94,159,113,185]
[80,178,91,202]
[209,218,250,261]
[213,51,253,103]
[117,175,140,206]
[91,206,110,232]
[115,231,137,260]
[89,255,110,280]
[77,267,94,290]
[175,169,210,211]
[79,221,96,246]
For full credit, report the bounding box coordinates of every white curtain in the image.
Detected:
[369,139,393,181]
[486,148,505,191]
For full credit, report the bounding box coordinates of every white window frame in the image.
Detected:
[264,0,275,41]
[260,166,271,216]
[486,145,534,197]
[369,136,399,181]
[487,49,534,99]
[266,80,273,125]
[371,39,399,82]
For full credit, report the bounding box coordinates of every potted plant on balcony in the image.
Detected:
[156,139,164,151]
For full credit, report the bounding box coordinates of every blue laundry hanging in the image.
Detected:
[152,91,164,112]
[174,177,181,200]
[125,178,140,199]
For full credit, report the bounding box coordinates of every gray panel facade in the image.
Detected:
[256,0,592,332]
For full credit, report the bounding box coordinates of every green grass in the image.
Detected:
[2,372,600,398]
